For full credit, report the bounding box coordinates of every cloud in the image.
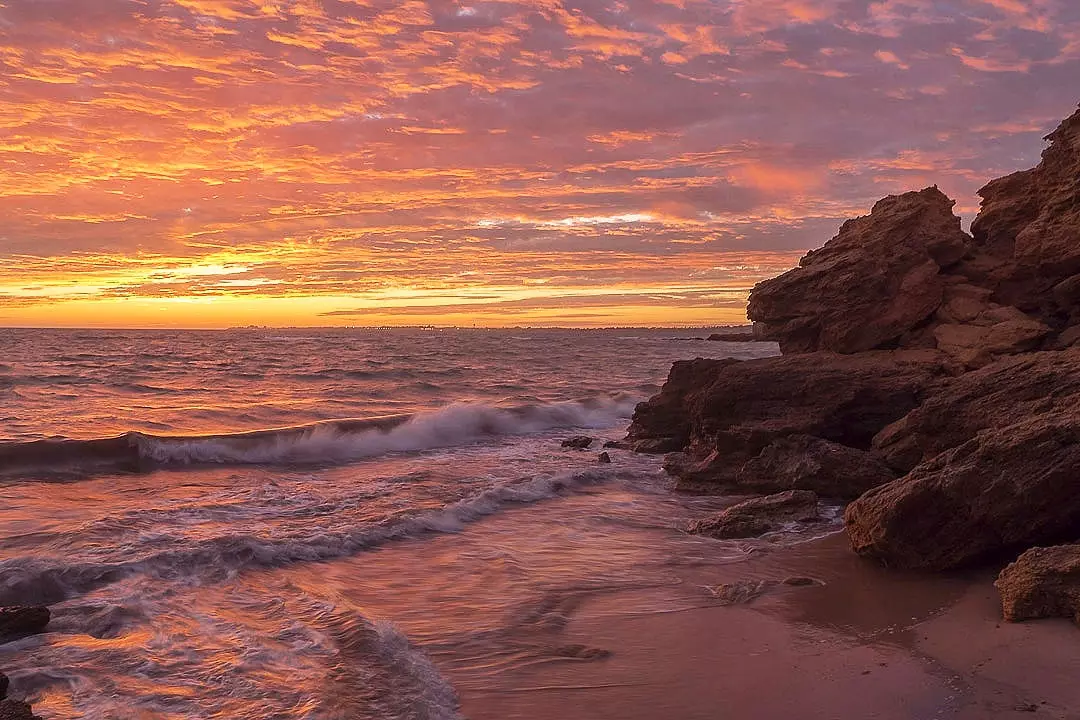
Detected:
[0,0,1078,326]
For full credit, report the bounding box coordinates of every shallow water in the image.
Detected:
[0,328,805,719]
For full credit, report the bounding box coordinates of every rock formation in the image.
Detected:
[627,350,950,493]
[0,699,40,720]
[632,103,1080,591]
[688,489,822,539]
[996,545,1080,625]
[747,187,969,354]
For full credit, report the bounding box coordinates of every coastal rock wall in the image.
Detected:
[633,103,1080,593]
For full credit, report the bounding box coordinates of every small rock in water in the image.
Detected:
[561,436,594,449]
[0,672,7,699]
[783,576,819,587]
[602,440,627,449]
[707,579,778,605]
[554,644,612,660]
[0,699,41,720]
[0,606,50,642]
[598,452,611,464]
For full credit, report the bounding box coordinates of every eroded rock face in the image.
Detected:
[996,545,1080,624]
[874,349,1080,474]
[627,350,951,492]
[688,489,821,539]
[965,104,1080,328]
[847,412,1080,570]
[747,187,969,354]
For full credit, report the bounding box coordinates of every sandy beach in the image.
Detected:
[460,533,1080,720]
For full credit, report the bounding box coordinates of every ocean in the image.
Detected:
[0,327,830,719]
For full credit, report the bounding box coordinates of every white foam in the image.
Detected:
[135,397,636,465]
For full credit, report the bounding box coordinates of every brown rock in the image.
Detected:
[996,545,1080,624]
[689,489,822,539]
[734,435,896,500]
[964,104,1080,325]
[0,606,49,642]
[0,672,6,699]
[931,309,1050,368]
[0,700,40,720]
[874,349,1080,473]
[627,350,951,491]
[747,187,969,354]
[561,436,593,449]
[597,451,611,464]
[847,412,1080,570]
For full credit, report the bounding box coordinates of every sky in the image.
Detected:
[1,0,1078,328]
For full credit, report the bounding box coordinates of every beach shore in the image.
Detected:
[459,532,1080,720]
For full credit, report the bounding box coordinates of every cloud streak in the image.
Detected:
[0,0,1077,326]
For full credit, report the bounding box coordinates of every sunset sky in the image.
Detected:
[1,0,1078,328]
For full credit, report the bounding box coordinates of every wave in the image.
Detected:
[0,396,635,477]
[0,468,610,606]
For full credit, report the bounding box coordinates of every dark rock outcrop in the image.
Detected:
[688,489,822,539]
[847,412,1080,570]
[561,436,593,449]
[0,672,7,699]
[0,700,40,720]
[874,349,1080,473]
[996,545,1080,624]
[627,350,951,492]
[747,187,969,354]
[0,607,49,642]
[964,106,1080,328]
[733,435,896,500]
[598,451,611,464]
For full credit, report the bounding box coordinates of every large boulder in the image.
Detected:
[688,489,822,539]
[846,411,1080,570]
[747,187,969,354]
[996,545,1080,624]
[626,350,951,492]
[963,104,1080,328]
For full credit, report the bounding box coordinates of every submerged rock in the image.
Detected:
[689,490,822,539]
[747,187,969,354]
[0,606,49,642]
[561,436,593,449]
[996,545,1080,624]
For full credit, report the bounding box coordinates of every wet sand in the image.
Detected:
[460,533,1080,720]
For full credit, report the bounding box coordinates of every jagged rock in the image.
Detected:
[597,451,611,464]
[0,606,49,642]
[0,672,7,699]
[0,700,40,720]
[874,350,1080,473]
[847,411,1080,570]
[688,489,822,539]
[747,187,969,353]
[561,436,593,449]
[734,435,896,500]
[996,545,1080,624]
[627,350,951,491]
[963,104,1080,327]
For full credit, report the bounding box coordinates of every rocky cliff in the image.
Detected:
[630,103,1080,620]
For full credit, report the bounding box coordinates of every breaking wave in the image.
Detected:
[0,396,636,476]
